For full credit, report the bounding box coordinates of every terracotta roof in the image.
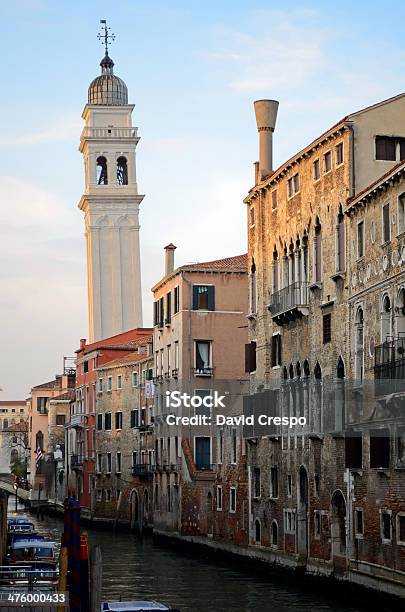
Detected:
[97,351,151,371]
[0,401,26,406]
[346,160,405,210]
[51,390,75,402]
[77,328,153,355]
[32,379,60,391]
[4,422,28,432]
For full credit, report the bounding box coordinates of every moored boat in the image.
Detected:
[101,602,180,611]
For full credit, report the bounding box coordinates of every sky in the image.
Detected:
[1,0,405,398]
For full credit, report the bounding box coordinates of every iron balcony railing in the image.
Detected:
[374,337,405,394]
[132,463,154,480]
[269,282,309,318]
[71,454,83,468]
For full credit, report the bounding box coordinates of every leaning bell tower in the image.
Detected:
[78,21,143,342]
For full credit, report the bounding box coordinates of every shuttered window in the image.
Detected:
[245,341,257,373]
[192,285,215,310]
[383,203,390,243]
[323,313,331,344]
[271,335,282,367]
[376,136,396,161]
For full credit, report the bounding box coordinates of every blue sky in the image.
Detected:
[1,0,405,397]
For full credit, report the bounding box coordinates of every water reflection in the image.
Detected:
[21,510,377,612]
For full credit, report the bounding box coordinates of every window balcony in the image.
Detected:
[71,454,83,470]
[268,282,309,325]
[69,413,84,428]
[193,367,214,377]
[132,463,154,480]
[172,368,179,379]
[374,337,405,396]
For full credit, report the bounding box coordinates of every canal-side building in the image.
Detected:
[0,400,28,474]
[93,334,154,529]
[69,328,152,515]
[152,246,249,543]
[344,160,405,590]
[243,94,405,595]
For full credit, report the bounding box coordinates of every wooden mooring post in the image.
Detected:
[89,545,103,612]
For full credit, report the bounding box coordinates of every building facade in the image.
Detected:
[243,94,405,595]
[152,247,249,542]
[0,400,28,474]
[93,336,154,529]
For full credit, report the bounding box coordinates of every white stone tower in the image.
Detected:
[78,23,143,342]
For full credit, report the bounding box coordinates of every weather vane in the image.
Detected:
[97,19,115,55]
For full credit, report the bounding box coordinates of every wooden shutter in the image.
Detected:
[383,204,390,243]
[192,285,199,310]
[245,341,257,373]
[207,286,215,311]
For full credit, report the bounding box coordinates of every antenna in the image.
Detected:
[97,19,115,55]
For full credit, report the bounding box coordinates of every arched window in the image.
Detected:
[254,519,261,544]
[36,430,44,451]
[337,356,345,379]
[250,259,257,315]
[314,216,322,283]
[271,520,278,547]
[303,359,310,377]
[289,363,295,379]
[397,288,405,335]
[96,156,108,185]
[282,366,288,381]
[296,362,301,378]
[302,230,309,284]
[336,204,345,272]
[355,307,364,382]
[381,294,391,343]
[272,246,279,293]
[314,362,322,379]
[117,156,128,185]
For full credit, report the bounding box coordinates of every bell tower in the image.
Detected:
[79,21,143,342]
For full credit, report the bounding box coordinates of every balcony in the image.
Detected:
[193,367,214,377]
[69,413,84,428]
[132,463,154,480]
[172,368,179,379]
[374,337,405,396]
[81,127,138,139]
[268,282,309,325]
[71,454,83,470]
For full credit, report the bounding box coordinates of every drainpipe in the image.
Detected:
[346,467,354,568]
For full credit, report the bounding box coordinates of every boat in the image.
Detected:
[8,539,58,568]
[101,602,180,612]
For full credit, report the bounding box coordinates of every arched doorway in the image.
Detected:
[130,490,140,531]
[254,519,261,545]
[297,466,309,559]
[331,490,346,558]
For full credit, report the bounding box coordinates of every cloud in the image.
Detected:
[0,116,81,146]
[208,10,327,92]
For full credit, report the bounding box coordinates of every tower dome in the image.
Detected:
[88,53,128,105]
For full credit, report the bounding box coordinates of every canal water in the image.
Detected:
[13,507,388,612]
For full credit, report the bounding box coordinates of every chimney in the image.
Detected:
[80,338,86,350]
[164,243,177,276]
[254,99,279,180]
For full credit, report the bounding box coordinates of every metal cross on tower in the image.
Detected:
[97,19,115,55]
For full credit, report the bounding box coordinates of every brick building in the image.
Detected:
[243,94,405,595]
[93,335,154,528]
[68,328,152,515]
[152,246,248,542]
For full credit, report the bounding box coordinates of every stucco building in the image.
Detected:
[243,94,405,595]
[0,400,28,474]
[152,247,249,541]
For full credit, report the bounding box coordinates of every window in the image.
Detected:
[271,521,278,547]
[313,159,320,181]
[336,206,345,272]
[195,340,211,375]
[231,428,237,464]
[314,217,322,282]
[288,177,293,198]
[293,173,300,193]
[195,437,211,470]
[192,285,215,311]
[324,151,332,173]
[397,513,405,545]
[132,372,138,387]
[254,519,261,544]
[166,292,172,324]
[370,429,390,468]
[288,173,300,197]
[287,474,292,497]
[376,136,397,161]
[314,511,321,539]
[116,452,122,474]
[37,397,48,415]
[117,375,122,390]
[218,429,223,464]
[271,190,277,210]
[98,378,103,393]
[230,487,237,513]
[107,377,112,392]
[194,389,211,417]
[271,334,282,367]
[345,434,363,468]
[131,409,139,428]
[97,414,103,431]
[336,142,344,166]
[35,431,44,451]
[245,341,257,373]
[381,510,392,542]
[174,341,179,371]
[314,474,320,497]
[250,206,255,226]
[83,361,89,373]
[216,486,223,511]
[115,411,123,430]
[96,489,102,502]
[116,156,128,185]
[284,509,296,534]
[253,467,261,498]
[96,453,102,473]
[132,451,138,468]
[382,203,390,243]
[323,313,332,344]
[270,466,279,498]
[96,156,108,185]
[355,509,364,537]
[250,259,257,314]
[174,286,180,313]
[398,194,405,235]
[56,414,65,426]
[105,489,112,502]
[104,413,112,431]
[106,452,112,474]
[357,221,365,258]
